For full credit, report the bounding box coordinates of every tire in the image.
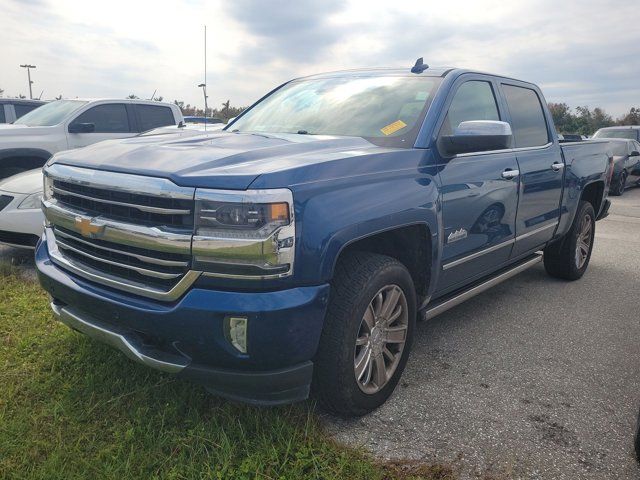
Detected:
[610,171,627,196]
[314,251,416,417]
[543,201,595,280]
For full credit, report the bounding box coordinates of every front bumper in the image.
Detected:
[36,238,330,405]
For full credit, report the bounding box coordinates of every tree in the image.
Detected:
[127,94,139,99]
[0,87,4,98]
[55,95,62,100]
[617,107,640,125]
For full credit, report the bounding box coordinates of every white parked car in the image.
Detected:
[0,168,43,247]
[0,98,183,180]
[0,123,219,248]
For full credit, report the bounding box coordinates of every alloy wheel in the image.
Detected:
[575,214,593,269]
[354,284,409,394]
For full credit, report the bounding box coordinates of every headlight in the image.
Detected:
[18,192,43,209]
[192,188,295,278]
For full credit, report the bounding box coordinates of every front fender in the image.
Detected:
[291,158,441,292]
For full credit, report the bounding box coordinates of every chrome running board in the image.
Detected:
[422,253,543,320]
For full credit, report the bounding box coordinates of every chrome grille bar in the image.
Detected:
[52,185,191,215]
[56,238,183,280]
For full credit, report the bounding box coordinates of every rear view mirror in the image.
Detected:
[68,122,95,134]
[630,150,639,157]
[441,120,513,156]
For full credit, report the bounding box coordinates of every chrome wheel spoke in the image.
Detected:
[383,347,395,362]
[373,355,387,387]
[363,305,375,330]
[355,345,372,381]
[380,287,401,321]
[355,335,369,346]
[384,325,407,344]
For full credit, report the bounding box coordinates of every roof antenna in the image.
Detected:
[411,57,429,74]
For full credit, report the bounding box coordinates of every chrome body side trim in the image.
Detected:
[44,163,195,200]
[514,222,558,242]
[424,253,542,320]
[456,142,553,158]
[45,228,201,301]
[442,239,515,271]
[43,199,192,254]
[51,302,188,373]
[442,222,558,271]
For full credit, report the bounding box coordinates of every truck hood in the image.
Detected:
[51,131,381,189]
[0,123,53,136]
[0,167,42,194]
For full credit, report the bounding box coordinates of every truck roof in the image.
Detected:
[0,98,45,105]
[299,66,538,87]
[65,98,177,106]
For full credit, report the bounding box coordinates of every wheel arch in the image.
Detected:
[331,223,433,303]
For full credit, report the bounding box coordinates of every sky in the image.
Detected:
[1,0,638,117]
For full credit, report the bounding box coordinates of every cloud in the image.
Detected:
[224,0,348,62]
[0,0,638,117]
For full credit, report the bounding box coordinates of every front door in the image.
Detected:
[500,83,563,257]
[66,103,134,149]
[435,79,519,292]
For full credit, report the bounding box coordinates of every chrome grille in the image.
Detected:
[54,227,190,290]
[52,179,193,228]
[42,164,199,301]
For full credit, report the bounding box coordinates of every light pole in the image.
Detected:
[198,83,208,118]
[20,64,36,99]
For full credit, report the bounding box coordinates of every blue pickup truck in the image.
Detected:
[36,60,612,416]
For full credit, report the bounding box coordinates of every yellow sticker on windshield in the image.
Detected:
[380,120,407,136]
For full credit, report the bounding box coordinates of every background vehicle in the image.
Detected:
[0,123,214,248]
[0,99,45,124]
[603,138,640,196]
[36,64,611,416]
[184,116,224,124]
[0,98,183,180]
[593,126,640,141]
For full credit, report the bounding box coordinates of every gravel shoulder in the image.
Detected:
[325,188,640,479]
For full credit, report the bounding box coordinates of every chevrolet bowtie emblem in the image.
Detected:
[74,216,104,238]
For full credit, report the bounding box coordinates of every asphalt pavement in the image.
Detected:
[2,189,639,479]
[325,188,640,479]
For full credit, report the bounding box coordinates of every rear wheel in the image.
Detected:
[314,252,416,416]
[543,201,595,280]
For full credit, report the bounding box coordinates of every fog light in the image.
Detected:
[225,316,248,353]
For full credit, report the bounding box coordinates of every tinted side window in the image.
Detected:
[74,104,130,133]
[14,104,39,119]
[502,85,549,148]
[136,105,175,131]
[440,81,500,137]
[0,106,5,123]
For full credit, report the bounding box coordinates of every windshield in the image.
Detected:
[229,75,441,147]
[609,142,629,156]
[593,129,639,141]
[14,100,87,126]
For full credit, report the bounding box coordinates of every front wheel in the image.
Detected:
[543,201,595,280]
[314,252,416,417]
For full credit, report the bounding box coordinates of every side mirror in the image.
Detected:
[441,120,513,156]
[630,151,639,157]
[68,122,95,134]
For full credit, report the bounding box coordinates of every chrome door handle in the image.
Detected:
[551,162,564,171]
[501,169,520,180]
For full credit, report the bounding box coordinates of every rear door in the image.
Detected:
[435,76,520,292]
[134,104,177,132]
[500,82,564,257]
[66,103,135,149]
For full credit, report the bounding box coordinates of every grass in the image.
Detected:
[0,271,454,480]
